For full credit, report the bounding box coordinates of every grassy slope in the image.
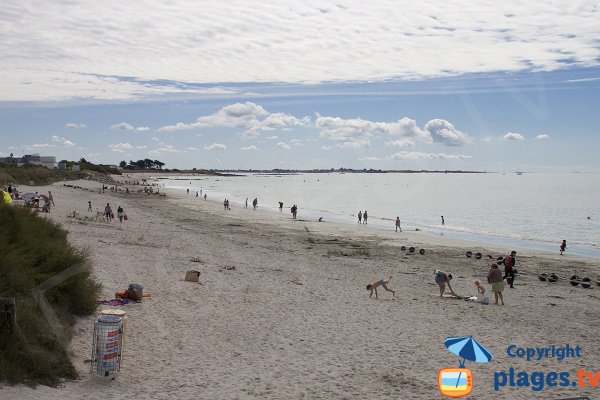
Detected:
[0,204,100,386]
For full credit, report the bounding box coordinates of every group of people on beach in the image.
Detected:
[357,210,368,224]
[369,250,519,306]
[102,202,127,223]
[432,250,517,305]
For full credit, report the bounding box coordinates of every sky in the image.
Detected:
[0,1,599,172]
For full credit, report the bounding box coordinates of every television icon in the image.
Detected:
[438,367,473,398]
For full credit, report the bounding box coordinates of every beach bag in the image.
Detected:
[124,214,128,221]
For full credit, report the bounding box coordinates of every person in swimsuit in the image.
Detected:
[435,270,456,297]
[366,276,395,298]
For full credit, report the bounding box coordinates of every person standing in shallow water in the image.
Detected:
[441,215,445,226]
[357,210,362,224]
[560,240,567,255]
[363,210,368,224]
[279,201,283,212]
[395,217,401,232]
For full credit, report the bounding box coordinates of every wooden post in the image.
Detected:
[0,297,16,332]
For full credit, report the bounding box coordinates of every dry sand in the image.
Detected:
[2,178,599,400]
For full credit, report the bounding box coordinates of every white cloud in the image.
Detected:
[65,122,87,129]
[51,135,76,146]
[110,122,135,131]
[504,132,525,141]
[159,102,309,138]
[110,122,150,132]
[290,139,302,146]
[186,147,198,151]
[241,145,258,150]
[154,144,180,153]
[109,143,133,152]
[277,142,291,150]
[151,137,160,141]
[136,145,147,149]
[205,143,226,150]
[536,134,549,140]
[316,114,471,148]
[265,136,279,140]
[31,143,57,148]
[387,151,472,160]
[360,156,380,161]
[386,139,415,148]
[424,119,471,146]
[336,139,371,149]
[2,2,599,101]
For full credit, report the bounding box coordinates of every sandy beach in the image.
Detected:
[2,177,599,400]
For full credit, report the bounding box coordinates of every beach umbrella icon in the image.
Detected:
[439,336,492,396]
[445,336,493,366]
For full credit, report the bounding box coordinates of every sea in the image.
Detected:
[158,172,600,259]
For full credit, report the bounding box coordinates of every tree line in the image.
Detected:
[119,159,165,170]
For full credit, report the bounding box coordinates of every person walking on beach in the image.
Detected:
[358,210,362,224]
[291,204,297,219]
[117,206,125,223]
[560,240,567,255]
[223,199,227,210]
[435,270,456,297]
[88,201,92,212]
[395,217,401,232]
[226,199,230,210]
[366,276,395,299]
[104,203,113,222]
[503,250,516,288]
[186,188,189,194]
[204,193,207,201]
[48,191,55,207]
[245,198,248,208]
[279,201,283,212]
[487,263,505,305]
[363,210,368,224]
[441,215,445,226]
[253,198,258,209]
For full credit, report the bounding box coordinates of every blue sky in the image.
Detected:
[1,1,599,171]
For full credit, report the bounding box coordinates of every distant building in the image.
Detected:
[0,154,57,169]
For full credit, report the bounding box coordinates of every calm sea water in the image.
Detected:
[160,173,600,258]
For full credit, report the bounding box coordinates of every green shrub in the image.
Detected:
[0,164,79,186]
[0,204,100,386]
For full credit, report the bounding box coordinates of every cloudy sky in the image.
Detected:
[1,1,599,171]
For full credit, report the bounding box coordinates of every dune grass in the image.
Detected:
[0,203,100,386]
